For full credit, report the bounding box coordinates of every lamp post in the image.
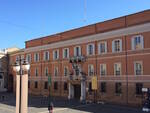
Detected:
[13,57,30,113]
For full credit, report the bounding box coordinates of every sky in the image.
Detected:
[0,0,150,49]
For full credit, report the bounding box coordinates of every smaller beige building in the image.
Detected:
[0,47,19,92]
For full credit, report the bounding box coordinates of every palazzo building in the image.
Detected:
[9,10,150,106]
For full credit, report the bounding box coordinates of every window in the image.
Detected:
[114,63,121,76]
[64,82,68,91]
[28,69,30,76]
[34,53,40,62]
[134,61,143,75]
[74,46,81,57]
[44,82,48,89]
[136,83,143,95]
[54,67,58,76]
[28,81,30,89]
[43,51,49,61]
[98,42,107,54]
[26,54,31,63]
[112,39,122,52]
[16,56,19,63]
[63,48,69,59]
[101,82,106,93]
[64,66,68,76]
[45,67,49,76]
[88,65,94,76]
[100,64,106,76]
[132,35,144,50]
[88,82,92,92]
[35,81,38,88]
[54,82,58,90]
[53,50,59,60]
[35,68,38,76]
[115,82,122,94]
[87,44,95,55]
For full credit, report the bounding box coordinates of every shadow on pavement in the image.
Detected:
[0,92,145,113]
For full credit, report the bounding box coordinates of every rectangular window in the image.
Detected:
[35,81,38,88]
[63,48,69,58]
[136,83,143,95]
[64,82,68,91]
[134,61,143,75]
[54,67,58,76]
[87,44,95,55]
[54,82,58,90]
[100,64,106,76]
[88,82,92,92]
[34,53,40,62]
[28,81,30,89]
[115,82,122,94]
[98,42,107,54]
[44,51,49,61]
[53,50,59,60]
[88,65,94,76]
[44,82,48,89]
[112,39,122,52]
[132,35,144,50]
[114,63,121,76]
[45,67,49,76]
[64,66,68,76]
[101,82,106,93]
[35,68,38,76]
[74,46,81,57]
[26,54,31,63]
[28,69,30,76]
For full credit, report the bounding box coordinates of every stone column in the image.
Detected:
[16,75,20,113]
[68,82,74,99]
[80,80,86,101]
[16,74,28,113]
[21,74,28,113]
[68,82,71,99]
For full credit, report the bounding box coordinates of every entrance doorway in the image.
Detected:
[74,84,81,99]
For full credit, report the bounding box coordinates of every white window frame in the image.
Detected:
[26,54,31,63]
[112,39,122,53]
[88,64,94,76]
[74,46,81,57]
[53,49,59,60]
[87,43,95,56]
[63,48,69,59]
[131,35,144,50]
[98,41,107,54]
[43,51,50,61]
[114,63,121,76]
[34,53,40,62]
[134,61,143,76]
[100,64,107,76]
[45,67,49,76]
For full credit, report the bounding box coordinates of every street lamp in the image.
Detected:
[13,57,30,113]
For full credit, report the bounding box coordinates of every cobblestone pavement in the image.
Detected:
[0,92,146,113]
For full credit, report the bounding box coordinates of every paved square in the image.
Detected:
[0,93,145,113]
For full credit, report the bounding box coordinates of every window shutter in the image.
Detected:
[87,45,89,55]
[120,39,122,52]
[79,46,81,56]
[131,38,135,50]
[53,51,55,60]
[141,36,144,49]
[74,47,76,56]
[93,44,95,55]
[112,41,114,52]
[57,50,59,59]
[105,42,107,53]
